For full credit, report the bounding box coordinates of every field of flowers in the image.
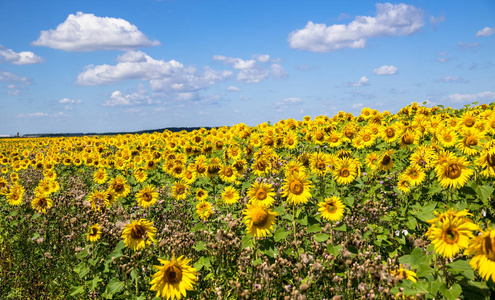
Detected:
[1,102,494,299]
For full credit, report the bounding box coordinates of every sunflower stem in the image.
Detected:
[292,205,298,253]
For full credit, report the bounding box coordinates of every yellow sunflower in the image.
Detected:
[247,181,276,208]
[309,152,330,176]
[87,190,108,211]
[87,223,102,242]
[390,264,417,282]
[195,188,208,202]
[93,168,108,185]
[31,195,52,213]
[196,201,212,220]
[218,165,239,184]
[317,196,344,222]
[397,175,411,194]
[136,185,159,208]
[221,186,240,205]
[0,177,8,195]
[243,203,277,238]
[333,158,358,185]
[377,150,394,172]
[281,172,313,205]
[171,180,190,201]
[284,160,307,177]
[426,215,478,258]
[121,219,157,251]
[7,183,24,206]
[464,224,495,282]
[108,175,131,198]
[457,128,484,156]
[402,164,426,187]
[365,152,380,171]
[477,148,495,178]
[149,254,198,300]
[437,156,473,189]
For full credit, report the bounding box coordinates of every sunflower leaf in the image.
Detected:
[313,233,329,243]
[306,224,322,233]
[274,228,290,242]
[69,285,84,297]
[103,277,125,299]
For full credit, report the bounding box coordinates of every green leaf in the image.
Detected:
[130,268,138,280]
[439,283,462,300]
[405,216,417,230]
[306,224,322,233]
[327,244,343,257]
[447,259,475,280]
[69,285,84,297]
[314,233,329,243]
[190,223,207,232]
[334,223,347,232]
[193,256,211,271]
[241,235,254,249]
[90,276,103,290]
[104,240,125,264]
[274,227,290,242]
[342,196,354,207]
[415,262,434,278]
[193,241,207,252]
[477,185,494,202]
[103,277,125,299]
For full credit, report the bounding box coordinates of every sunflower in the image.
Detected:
[409,145,436,170]
[134,167,148,183]
[333,157,358,185]
[121,219,157,251]
[327,132,343,148]
[397,175,411,194]
[284,160,307,177]
[93,168,108,184]
[309,152,330,176]
[221,186,240,205]
[437,156,473,189]
[399,131,417,148]
[243,203,277,238]
[172,180,189,201]
[191,189,207,202]
[87,223,102,242]
[284,130,298,150]
[251,158,271,177]
[477,149,495,178]
[457,128,484,156]
[247,181,276,208]
[108,175,130,198]
[281,172,313,205]
[464,224,495,282]
[0,177,8,195]
[196,201,212,220]
[136,185,159,208]
[403,164,426,187]
[219,165,239,184]
[6,183,24,206]
[365,152,380,171]
[87,190,108,211]
[436,128,458,148]
[390,264,417,282]
[377,150,394,172]
[318,196,344,222]
[149,254,198,300]
[426,215,478,258]
[31,195,52,213]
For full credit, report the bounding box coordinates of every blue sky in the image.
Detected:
[1,0,494,135]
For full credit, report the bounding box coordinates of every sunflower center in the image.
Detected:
[443,228,459,244]
[487,154,495,167]
[483,235,495,259]
[331,136,339,143]
[13,193,19,200]
[225,192,234,200]
[255,189,267,200]
[464,118,475,127]
[130,224,146,240]
[290,181,304,195]
[114,183,124,193]
[325,203,336,213]
[402,134,414,145]
[444,135,452,142]
[39,197,47,207]
[340,168,350,177]
[317,161,326,171]
[177,187,185,194]
[465,137,478,146]
[287,139,294,145]
[224,169,233,177]
[143,192,152,202]
[363,134,371,142]
[315,132,323,140]
[252,210,268,226]
[381,155,391,165]
[91,227,98,236]
[165,265,183,284]
[410,171,419,179]
[445,163,462,179]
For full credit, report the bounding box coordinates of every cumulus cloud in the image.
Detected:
[213,54,287,83]
[446,91,495,103]
[31,12,160,51]
[0,71,31,84]
[59,98,82,104]
[372,65,398,75]
[102,88,158,107]
[435,76,469,83]
[288,3,424,52]
[0,44,44,65]
[273,97,302,111]
[346,76,370,87]
[226,86,241,92]
[476,27,495,37]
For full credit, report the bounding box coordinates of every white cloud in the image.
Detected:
[446,91,495,103]
[31,12,160,51]
[0,71,31,84]
[352,103,364,108]
[435,76,469,83]
[0,44,44,65]
[59,98,82,104]
[226,86,241,92]
[346,76,370,87]
[18,112,64,118]
[273,97,302,111]
[372,65,398,75]
[213,54,287,83]
[476,27,495,37]
[288,3,424,52]
[103,89,156,107]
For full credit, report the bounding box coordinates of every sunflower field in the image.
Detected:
[1,102,495,299]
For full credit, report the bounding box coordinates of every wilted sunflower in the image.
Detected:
[149,254,197,300]
[7,183,24,206]
[333,158,358,185]
[318,196,344,222]
[31,195,52,213]
[464,224,495,282]
[122,219,157,251]
[247,181,276,208]
[87,223,102,242]
[93,168,108,184]
[243,203,277,238]
[221,186,240,205]
[437,156,473,189]
[390,264,417,282]
[196,201,212,220]
[108,175,130,198]
[281,172,313,205]
[136,185,159,208]
[426,215,478,258]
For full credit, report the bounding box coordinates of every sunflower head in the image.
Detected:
[149,254,198,300]
[243,204,277,238]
